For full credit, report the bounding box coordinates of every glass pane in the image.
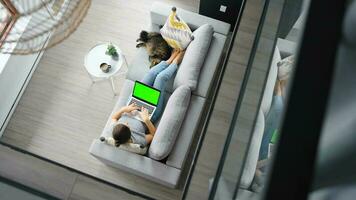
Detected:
[209,0,308,199]
[210,0,286,198]
[310,1,356,199]
[184,0,266,198]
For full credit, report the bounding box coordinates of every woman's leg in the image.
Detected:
[141,61,169,86]
[150,51,184,122]
[141,49,180,86]
[150,63,178,122]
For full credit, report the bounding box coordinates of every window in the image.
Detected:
[0,0,18,47]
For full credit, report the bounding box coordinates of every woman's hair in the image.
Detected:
[112,124,131,147]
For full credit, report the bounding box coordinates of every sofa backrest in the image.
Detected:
[173,24,214,91]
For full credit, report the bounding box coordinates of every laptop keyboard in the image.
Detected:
[128,99,155,115]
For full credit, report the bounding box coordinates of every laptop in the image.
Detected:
[127,81,161,121]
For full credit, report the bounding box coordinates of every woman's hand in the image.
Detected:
[112,103,139,121]
[121,103,139,113]
[139,107,150,123]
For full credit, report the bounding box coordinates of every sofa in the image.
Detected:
[89,2,230,188]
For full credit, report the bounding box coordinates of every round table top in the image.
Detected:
[84,42,124,78]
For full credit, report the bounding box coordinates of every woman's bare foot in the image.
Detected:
[166,49,180,64]
[172,50,185,65]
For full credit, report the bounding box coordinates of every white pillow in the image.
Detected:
[277,55,295,81]
[99,136,147,155]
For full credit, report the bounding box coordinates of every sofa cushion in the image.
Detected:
[126,48,150,82]
[148,85,191,160]
[173,24,214,91]
[160,8,193,50]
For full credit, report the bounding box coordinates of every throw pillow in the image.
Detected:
[173,24,214,91]
[160,7,193,50]
[277,55,295,81]
[99,136,147,155]
[148,85,191,160]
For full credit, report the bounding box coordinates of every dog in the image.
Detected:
[136,31,172,68]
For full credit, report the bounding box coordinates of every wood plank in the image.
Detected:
[69,175,144,200]
[0,145,77,199]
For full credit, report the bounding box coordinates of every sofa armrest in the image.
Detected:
[166,95,205,169]
[277,38,297,58]
[150,2,231,35]
[89,139,181,188]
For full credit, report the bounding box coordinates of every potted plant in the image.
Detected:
[106,43,119,60]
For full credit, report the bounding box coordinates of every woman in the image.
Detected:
[110,49,184,147]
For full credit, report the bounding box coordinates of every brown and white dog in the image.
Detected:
[136,31,172,68]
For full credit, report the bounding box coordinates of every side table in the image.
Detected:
[84,42,128,95]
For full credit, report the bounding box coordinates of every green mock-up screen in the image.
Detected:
[133,82,160,105]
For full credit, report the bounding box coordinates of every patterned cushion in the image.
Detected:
[160,7,193,50]
[277,55,295,81]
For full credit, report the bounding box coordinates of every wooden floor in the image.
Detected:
[0,144,145,200]
[1,0,199,199]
